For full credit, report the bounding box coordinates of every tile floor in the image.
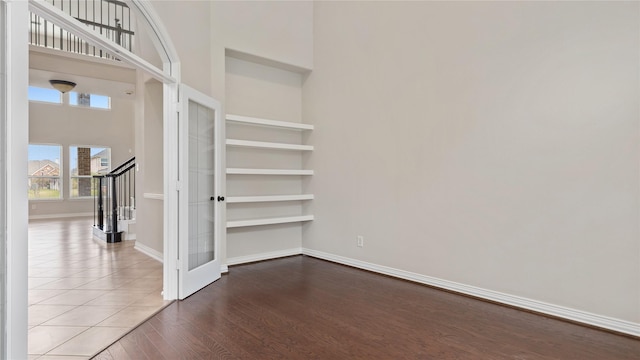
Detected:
[28,217,171,359]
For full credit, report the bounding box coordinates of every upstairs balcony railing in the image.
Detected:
[29,0,135,60]
[93,156,135,243]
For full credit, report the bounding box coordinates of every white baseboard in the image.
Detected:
[134,242,163,263]
[136,243,228,273]
[225,247,302,267]
[302,248,640,337]
[29,212,93,220]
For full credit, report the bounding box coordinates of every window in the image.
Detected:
[69,92,110,109]
[70,146,110,198]
[28,86,62,104]
[28,144,62,200]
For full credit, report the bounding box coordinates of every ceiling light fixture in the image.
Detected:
[49,80,76,93]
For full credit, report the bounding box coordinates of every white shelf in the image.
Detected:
[226,139,313,151]
[226,114,314,131]
[227,168,314,176]
[227,215,314,228]
[226,194,314,203]
[225,112,314,231]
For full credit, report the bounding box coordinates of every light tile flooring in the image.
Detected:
[28,217,171,359]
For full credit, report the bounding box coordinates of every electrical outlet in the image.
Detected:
[357,235,364,247]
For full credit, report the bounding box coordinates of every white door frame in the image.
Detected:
[3,1,184,357]
[3,1,29,358]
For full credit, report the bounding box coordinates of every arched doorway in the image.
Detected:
[3,1,223,358]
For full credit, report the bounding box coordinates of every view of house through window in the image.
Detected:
[70,146,110,198]
[28,144,62,200]
[69,91,111,109]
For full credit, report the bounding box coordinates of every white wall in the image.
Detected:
[212,1,313,70]
[134,77,164,253]
[28,49,136,218]
[133,15,163,71]
[28,96,136,217]
[151,0,212,94]
[303,1,640,325]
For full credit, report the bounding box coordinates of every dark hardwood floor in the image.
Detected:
[94,255,640,359]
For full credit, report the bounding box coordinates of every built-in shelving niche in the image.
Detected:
[225,114,314,229]
[224,53,313,262]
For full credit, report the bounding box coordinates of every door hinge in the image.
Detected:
[176,181,182,191]
[176,259,182,270]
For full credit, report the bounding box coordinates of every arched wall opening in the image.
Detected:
[3,1,184,357]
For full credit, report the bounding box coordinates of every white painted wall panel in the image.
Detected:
[212,1,313,70]
[303,1,640,324]
[134,78,164,254]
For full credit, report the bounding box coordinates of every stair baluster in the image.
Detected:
[93,157,135,243]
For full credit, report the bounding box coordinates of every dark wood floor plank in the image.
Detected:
[92,340,132,360]
[149,312,224,359]
[182,295,292,359]
[94,255,640,360]
[232,289,378,359]
[136,320,186,360]
[223,259,394,356]
[118,333,152,360]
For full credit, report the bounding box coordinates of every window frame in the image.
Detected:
[68,91,111,110]
[28,143,63,201]
[69,145,111,199]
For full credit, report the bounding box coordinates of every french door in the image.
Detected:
[178,84,223,299]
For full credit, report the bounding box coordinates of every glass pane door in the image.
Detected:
[188,100,215,270]
[178,84,222,299]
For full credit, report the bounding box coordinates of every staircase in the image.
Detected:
[93,157,136,243]
[118,208,136,240]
